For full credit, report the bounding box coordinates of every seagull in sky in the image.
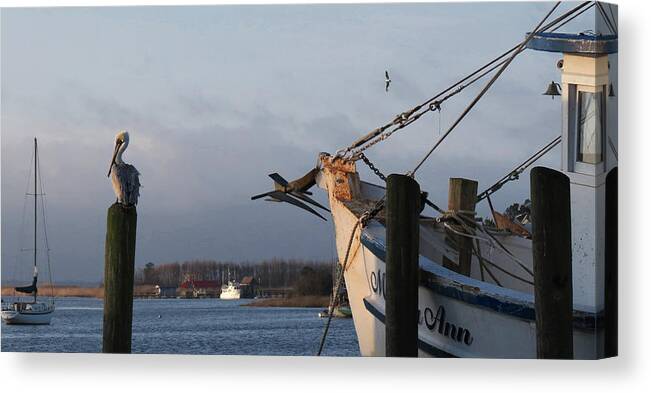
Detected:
[385,70,392,92]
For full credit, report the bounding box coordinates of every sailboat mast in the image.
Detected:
[34,138,38,302]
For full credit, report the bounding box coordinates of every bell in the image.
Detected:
[609,83,616,97]
[542,81,561,99]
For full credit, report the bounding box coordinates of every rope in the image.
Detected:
[409,2,561,176]
[441,211,534,278]
[316,198,385,355]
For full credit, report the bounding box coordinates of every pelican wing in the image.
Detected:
[267,191,326,221]
[113,163,141,205]
[385,70,389,79]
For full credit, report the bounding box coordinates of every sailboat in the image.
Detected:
[1,138,56,325]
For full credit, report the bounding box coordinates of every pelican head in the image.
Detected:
[107,130,130,177]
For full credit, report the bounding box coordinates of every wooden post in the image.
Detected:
[102,203,137,353]
[530,167,573,359]
[385,174,420,357]
[604,167,618,357]
[443,178,478,276]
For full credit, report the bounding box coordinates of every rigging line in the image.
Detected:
[476,135,561,202]
[14,146,36,283]
[449,212,535,277]
[350,49,527,160]
[37,149,55,296]
[409,2,562,176]
[550,2,595,33]
[316,198,384,355]
[596,2,617,35]
[341,1,591,157]
[316,220,360,356]
[472,241,502,287]
[473,243,534,286]
[476,239,486,281]
[607,3,618,32]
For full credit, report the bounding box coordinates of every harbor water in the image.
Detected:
[0,297,359,356]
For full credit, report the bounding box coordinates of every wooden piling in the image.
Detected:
[385,174,420,357]
[442,178,478,276]
[530,167,573,359]
[102,203,138,354]
[604,167,618,357]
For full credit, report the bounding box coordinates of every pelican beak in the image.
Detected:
[107,141,121,177]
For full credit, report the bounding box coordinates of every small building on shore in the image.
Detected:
[239,276,257,298]
[178,279,220,298]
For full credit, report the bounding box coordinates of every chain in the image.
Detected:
[360,198,385,227]
[358,153,387,182]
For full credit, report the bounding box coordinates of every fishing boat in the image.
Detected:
[220,281,241,300]
[253,3,617,359]
[1,138,56,325]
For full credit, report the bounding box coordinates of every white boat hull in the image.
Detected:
[1,303,55,325]
[220,292,241,300]
[351,229,600,358]
[316,156,602,359]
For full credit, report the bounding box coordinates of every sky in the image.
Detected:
[1,2,603,283]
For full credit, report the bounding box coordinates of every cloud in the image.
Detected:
[1,3,581,282]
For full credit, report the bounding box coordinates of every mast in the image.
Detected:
[33,137,38,302]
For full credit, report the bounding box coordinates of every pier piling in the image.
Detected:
[604,168,618,357]
[530,167,573,359]
[102,203,137,354]
[385,174,420,357]
[443,178,478,276]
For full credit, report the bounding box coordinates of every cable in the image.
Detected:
[550,2,594,33]
[409,2,561,176]
[339,1,592,158]
[476,135,561,202]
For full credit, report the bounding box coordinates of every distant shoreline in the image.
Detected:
[243,295,330,308]
[1,287,330,308]
[1,286,103,298]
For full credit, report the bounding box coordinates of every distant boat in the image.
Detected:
[220,281,241,300]
[1,138,55,325]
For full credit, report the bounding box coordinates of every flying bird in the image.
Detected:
[107,130,141,206]
[251,168,329,221]
[385,70,392,92]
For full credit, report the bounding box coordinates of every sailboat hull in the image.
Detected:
[1,303,55,325]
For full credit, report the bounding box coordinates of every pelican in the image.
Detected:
[107,131,140,206]
[385,70,391,92]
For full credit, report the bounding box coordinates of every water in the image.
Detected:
[1,297,360,356]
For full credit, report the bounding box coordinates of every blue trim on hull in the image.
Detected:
[359,231,601,330]
[362,298,456,358]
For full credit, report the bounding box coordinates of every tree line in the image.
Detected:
[134,258,335,296]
